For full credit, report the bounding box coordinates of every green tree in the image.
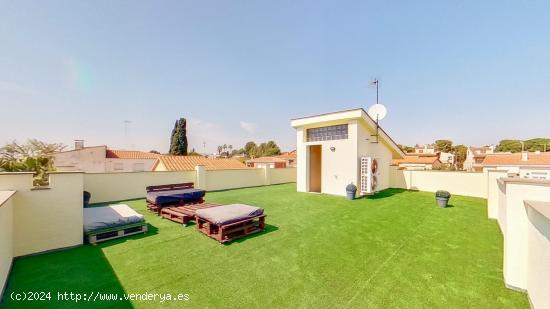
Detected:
[188,148,203,156]
[452,144,468,169]
[262,140,281,156]
[398,144,415,153]
[524,138,550,152]
[242,140,281,158]
[496,138,550,152]
[0,139,65,186]
[169,118,188,155]
[435,140,453,153]
[244,141,257,158]
[1,139,65,159]
[495,139,522,153]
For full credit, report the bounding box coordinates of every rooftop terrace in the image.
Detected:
[3,183,528,308]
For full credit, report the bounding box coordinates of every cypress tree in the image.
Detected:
[169,118,188,155]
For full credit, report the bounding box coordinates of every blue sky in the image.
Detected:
[1,1,549,153]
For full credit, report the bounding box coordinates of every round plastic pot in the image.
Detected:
[436,197,449,208]
[346,190,356,200]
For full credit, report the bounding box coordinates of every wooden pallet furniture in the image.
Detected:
[85,222,148,245]
[195,205,266,243]
[160,202,221,225]
[196,215,266,243]
[146,182,205,215]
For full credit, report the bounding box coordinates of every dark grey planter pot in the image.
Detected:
[83,191,91,208]
[346,190,356,200]
[436,197,449,208]
[346,184,357,200]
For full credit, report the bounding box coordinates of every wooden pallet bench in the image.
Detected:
[85,222,148,245]
[196,215,266,243]
[146,182,205,215]
[147,198,205,215]
[160,202,221,225]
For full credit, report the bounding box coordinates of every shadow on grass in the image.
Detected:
[358,188,409,200]
[3,245,133,308]
[223,224,279,245]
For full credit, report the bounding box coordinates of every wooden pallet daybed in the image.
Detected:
[195,204,266,243]
[160,202,221,225]
[146,182,206,215]
[84,204,148,244]
[85,222,148,244]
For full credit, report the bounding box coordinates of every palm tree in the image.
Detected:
[217,145,223,155]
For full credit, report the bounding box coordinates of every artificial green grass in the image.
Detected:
[2,184,528,308]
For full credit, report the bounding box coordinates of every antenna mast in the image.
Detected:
[369,78,382,143]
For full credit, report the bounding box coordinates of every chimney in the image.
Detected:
[74,140,84,150]
[521,151,528,161]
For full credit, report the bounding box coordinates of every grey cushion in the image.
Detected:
[84,204,144,233]
[146,188,205,206]
[196,204,264,225]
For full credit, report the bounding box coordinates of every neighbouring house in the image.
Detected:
[290,108,405,197]
[278,150,297,167]
[463,145,495,171]
[245,151,297,169]
[438,152,456,166]
[413,144,436,154]
[412,144,455,166]
[151,155,248,171]
[53,141,159,173]
[392,154,442,170]
[246,157,287,168]
[482,151,550,179]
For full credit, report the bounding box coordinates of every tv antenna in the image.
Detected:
[367,78,387,143]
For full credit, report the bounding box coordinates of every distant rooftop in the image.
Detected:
[483,152,550,166]
[105,150,160,160]
[153,155,248,171]
[392,154,440,165]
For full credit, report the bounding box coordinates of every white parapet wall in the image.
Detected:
[83,168,297,203]
[84,171,196,203]
[524,201,550,309]
[487,169,509,219]
[269,168,297,185]
[0,191,15,296]
[490,178,550,307]
[0,172,84,258]
[204,169,265,191]
[389,166,488,198]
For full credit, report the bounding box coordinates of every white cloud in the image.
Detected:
[239,121,256,134]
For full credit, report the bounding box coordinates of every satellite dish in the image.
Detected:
[367,103,387,121]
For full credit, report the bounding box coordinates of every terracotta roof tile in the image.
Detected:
[106,150,160,159]
[276,152,297,160]
[482,152,550,166]
[154,156,248,171]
